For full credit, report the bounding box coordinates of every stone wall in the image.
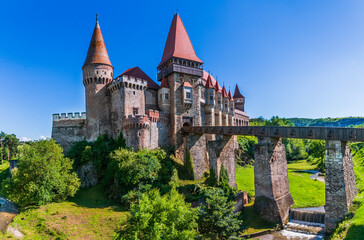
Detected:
[254,137,294,226]
[145,89,159,110]
[52,113,86,152]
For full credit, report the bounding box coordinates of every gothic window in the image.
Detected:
[133,91,135,95]
[96,71,99,74]
[133,108,138,116]
[165,93,169,100]
[210,92,214,102]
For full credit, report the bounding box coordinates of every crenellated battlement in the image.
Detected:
[53,112,86,121]
[123,115,151,130]
[109,75,148,92]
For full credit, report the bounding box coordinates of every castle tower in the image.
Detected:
[157,13,204,152]
[228,90,234,125]
[205,74,215,127]
[233,84,245,112]
[158,77,170,113]
[82,14,113,140]
[214,80,223,126]
[222,86,229,126]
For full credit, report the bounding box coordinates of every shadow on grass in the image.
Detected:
[70,184,125,212]
[240,203,276,234]
[345,224,364,239]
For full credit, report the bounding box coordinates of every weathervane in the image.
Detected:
[96,13,99,22]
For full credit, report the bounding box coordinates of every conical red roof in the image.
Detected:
[228,90,234,101]
[158,13,203,68]
[214,80,222,93]
[160,77,169,88]
[233,84,244,98]
[83,17,112,68]
[222,86,228,98]
[205,74,214,88]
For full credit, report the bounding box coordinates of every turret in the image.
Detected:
[205,74,215,106]
[233,84,245,112]
[228,90,235,115]
[221,86,229,126]
[83,14,113,140]
[158,77,170,113]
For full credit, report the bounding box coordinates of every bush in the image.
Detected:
[1,140,80,207]
[105,148,165,202]
[185,150,194,180]
[236,136,257,166]
[198,188,242,239]
[117,188,199,240]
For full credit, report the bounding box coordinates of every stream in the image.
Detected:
[0,196,21,237]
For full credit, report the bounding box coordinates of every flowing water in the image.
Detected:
[258,207,325,240]
[0,196,18,233]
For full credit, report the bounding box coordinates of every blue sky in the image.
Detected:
[1,0,364,140]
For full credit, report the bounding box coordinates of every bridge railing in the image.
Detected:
[182,126,364,142]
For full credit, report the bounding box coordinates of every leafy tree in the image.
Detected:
[236,136,257,166]
[117,188,199,240]
[105,148,162,202]
[308,140,326,172]
[198,188,242,239]
[1,139,80,207]
[185,150,194,180]
[0,132,19,160]
[207,167,218,187]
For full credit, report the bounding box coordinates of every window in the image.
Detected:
[186,92,191,99]
[96,71,99,74]
[165,93,169,100]
[133,91,135,95]
[133,108,138,116]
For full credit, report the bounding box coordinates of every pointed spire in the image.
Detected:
[228,90,234,101]
[233,84,244,99]
[222,86,228,98]
[205,74,214,88]
[158,13,203,68]
[214,80,222,93]
[83,14,112,68]
[160,77,169,88]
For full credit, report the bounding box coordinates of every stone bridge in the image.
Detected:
[183,125,358,232]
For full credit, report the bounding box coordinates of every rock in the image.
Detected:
[76,162,98,188]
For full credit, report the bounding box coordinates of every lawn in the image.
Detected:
[236,160,325,208]
[3,185,128,239]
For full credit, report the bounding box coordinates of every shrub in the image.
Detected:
[105,148,162,202]
[185,150,194,180]
[198,188,242,239]
[117,188,199,240]
[1,140,80,207]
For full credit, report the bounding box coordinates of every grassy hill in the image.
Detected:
[287,117,364,128]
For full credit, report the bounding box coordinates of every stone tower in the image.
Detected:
[233,84,245,112]
[82,14,113,140]
[157,13,204,157]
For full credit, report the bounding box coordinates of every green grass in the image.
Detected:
[236,160,325,208]
[0,160,10,183]
[4,185,128,239]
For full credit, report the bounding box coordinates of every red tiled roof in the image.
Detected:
[214,80,222,93]
[233,84,244,99]
[160,77,169,88]
[205,74,214,88]
[228,90,234,101]
[83,19,112,68]
[182,81,193,88]
[158,13,203,68]
[118,66,159,90]
[222,86,228,98]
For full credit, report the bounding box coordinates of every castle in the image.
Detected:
[52,13,249,182]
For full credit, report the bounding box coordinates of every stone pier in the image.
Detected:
[207,135,237,187]
[325,140,357,232]
[254,137,294,226]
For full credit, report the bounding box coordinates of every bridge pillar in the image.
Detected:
[208,135,237,187]
[325,140,357,232]
[254,137,294,226]
[185,133,209,180]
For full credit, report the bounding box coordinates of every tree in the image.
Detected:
[198,188,242,239]
[308,140,326,172]
[117,188,199,240]
[105,148,162,202]
[1,139,80,207]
